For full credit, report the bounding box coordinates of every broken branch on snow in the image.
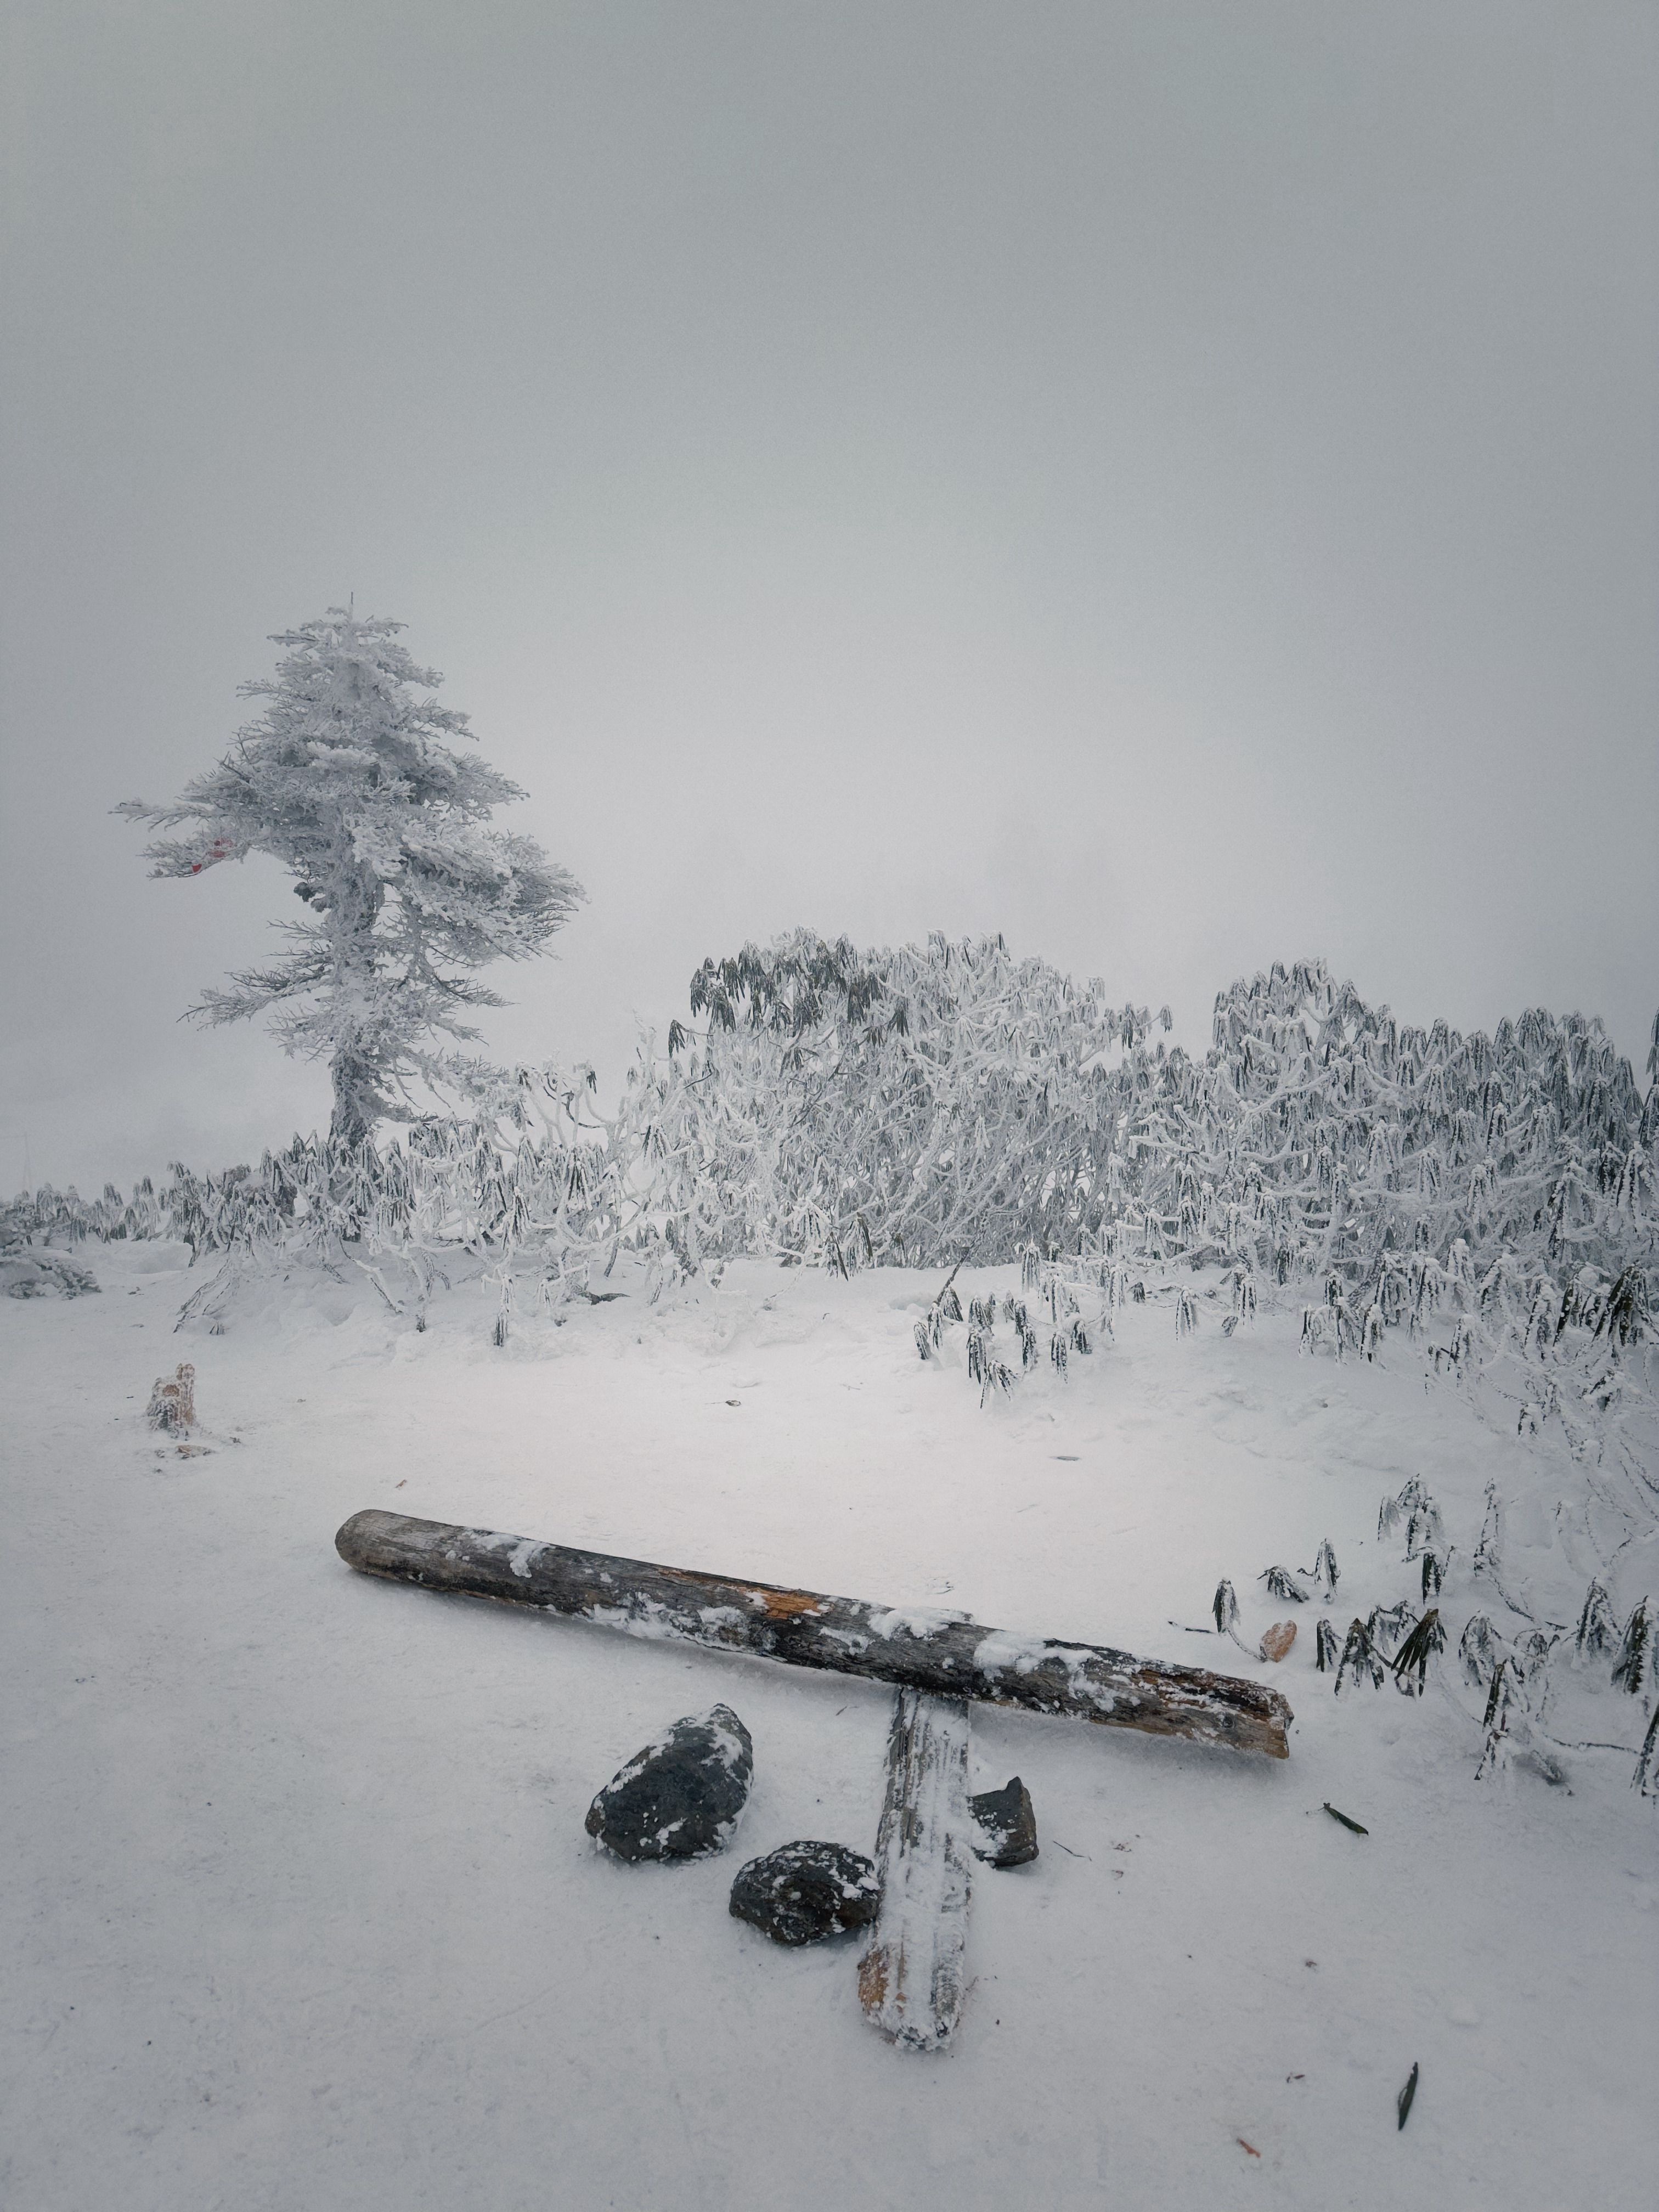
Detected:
[859,1690,973,2051]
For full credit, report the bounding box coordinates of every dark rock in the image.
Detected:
[729,1841,881,1945]
[585,1703,753,1862]
[969,1776,1038,1867]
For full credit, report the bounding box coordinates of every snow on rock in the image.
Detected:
[585,1703,754,1862]
[729,1841,880,1945]
[969,1776,1039,1868]
[0,1250,99,1299]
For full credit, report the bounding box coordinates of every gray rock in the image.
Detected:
[969,1775,1038,1867]
[729,1841,881,1945]
[585,1703,753,1863]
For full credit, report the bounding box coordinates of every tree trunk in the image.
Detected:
[335,1510,1292,1757]
[329,1050,377,1152]
[859,1690,973,2051]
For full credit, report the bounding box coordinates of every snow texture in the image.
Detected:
[3,1246,1654,2209]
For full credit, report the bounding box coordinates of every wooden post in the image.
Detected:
[335,1510,1291,1757]
[859,1690,973,2051]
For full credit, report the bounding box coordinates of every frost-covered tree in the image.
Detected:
[117,610,582,1144]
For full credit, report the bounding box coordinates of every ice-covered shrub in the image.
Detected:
[12,939,1654,1497]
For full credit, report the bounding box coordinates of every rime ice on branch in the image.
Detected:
[117,610,582,1146]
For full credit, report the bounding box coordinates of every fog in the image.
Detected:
[3,1,1654,1192]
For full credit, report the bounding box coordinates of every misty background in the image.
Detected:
[3,0,1654,1194]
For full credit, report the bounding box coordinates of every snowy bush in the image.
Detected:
[10,938,1652,1792]
[634,930,1163,1271]
[11,941,1654,1423]
[639,945,1654,1440]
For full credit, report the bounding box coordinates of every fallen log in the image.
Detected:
[334,1510,1292,1758]
[860,1690,973,2051]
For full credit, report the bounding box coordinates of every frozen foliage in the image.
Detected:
[116,611,582,1144]
[1335,1615,1386,1694]
[651,932,1166,1269]
[10,937,1655,1790]
[1,1069,661,1339]
[12,940,1655,1500]
[630,942,1655,1324]
[1256,1546,1339,1606]
[1637,1707,1659,1797]
[1379,1477,1446,1560]
[10,945,1652,1383]
[146,1363,196,1434]
[1331,1462,1659,1792]
[1,1197,101,1298]
[1209,1577,1258,1656]
[1215,1393,1652,1781]
[1390,1608,1446,1696]
[1611,1598,1650,1695]
[1573,1581,1620,1662]
[637,940,1655,1474]
[1260,1565,1308,1602]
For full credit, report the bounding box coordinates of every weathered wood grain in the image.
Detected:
[334,1510,1291,1757]
[859,1690,973,2051]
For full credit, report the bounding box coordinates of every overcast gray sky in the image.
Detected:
[3,0,1655,1191]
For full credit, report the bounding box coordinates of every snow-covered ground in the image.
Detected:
[4,1246,1654,2210]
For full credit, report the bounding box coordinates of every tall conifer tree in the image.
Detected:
[119,609,581,1144]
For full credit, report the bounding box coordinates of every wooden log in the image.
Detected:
[859,1690,973,2051]
[334,1510,1292,1758]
